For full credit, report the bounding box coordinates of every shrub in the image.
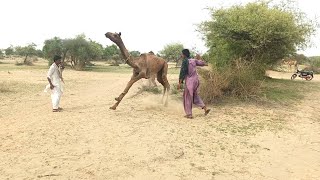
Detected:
[303,66,320,74]
[226,59,265,98]
[199,59,265,102]
[198,67,230,103]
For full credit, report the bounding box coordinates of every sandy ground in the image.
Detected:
[0,61,320,180]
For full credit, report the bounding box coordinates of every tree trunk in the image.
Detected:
[70,56,75,68]
[62,51,68,63]
[75,60,85,70]
[24,54,28,64]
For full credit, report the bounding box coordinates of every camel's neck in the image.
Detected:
[116,40,138,69]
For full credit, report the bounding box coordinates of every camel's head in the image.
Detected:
[105,32,122,44]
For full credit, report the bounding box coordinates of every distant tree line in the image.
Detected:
[0,33,200,70]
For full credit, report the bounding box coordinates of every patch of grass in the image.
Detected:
[170,83,180,95]
[138,85,162,94]
[0,81,43,94]
[83,64,180,74]
[259,78,317,103]
[0,64,47,71]
[0,86,13,93]
[15,62,25,66]
[215,117,286,136]
[168,67,180,74]
[83,64,133,73]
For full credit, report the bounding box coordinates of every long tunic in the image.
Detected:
[45,63,63,109]
[181,59,206,116]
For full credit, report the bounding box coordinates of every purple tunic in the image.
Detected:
[183,59,206,116]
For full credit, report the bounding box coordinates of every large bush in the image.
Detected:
[200,1,315,68]
[198,1,316,100]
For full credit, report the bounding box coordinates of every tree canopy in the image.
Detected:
[43,34,104,70]
[15,43,37,64]
[159,43,184,62]
[4,45,14,57]
[200,1,316,68]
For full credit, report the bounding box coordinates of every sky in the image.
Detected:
[0,0,319,56]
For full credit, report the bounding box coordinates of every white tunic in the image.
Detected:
[45,63,63,92]
[47,63,62,87]
[45,63,63,109]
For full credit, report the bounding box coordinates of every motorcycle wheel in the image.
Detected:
[291,74,297,80]
[306,75,313,81]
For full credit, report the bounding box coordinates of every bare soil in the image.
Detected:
[0,60,319,179]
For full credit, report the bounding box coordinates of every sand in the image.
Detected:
[0,60,319,179]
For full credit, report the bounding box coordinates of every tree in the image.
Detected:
[0,49,4,59]
[63,35,88,70]
[159,43,184,66]
[88,39,104,61]
[15,43,37,64]
[43,34,103,69]
[309,56,320,67]
[130,50,141,58]
[5,45,14,57]
[291,53,308,64]
[200,1,316,70]
[63,34,103,70]
[43,37,63,64]
[35,49,44,58]
[103,44,120,60]
[197,1,316,99]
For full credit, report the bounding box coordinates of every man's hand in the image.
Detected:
[177,83,181,90]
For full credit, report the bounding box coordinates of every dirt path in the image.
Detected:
[0,68,319,179]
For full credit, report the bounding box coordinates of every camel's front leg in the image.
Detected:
[110,72,145,110]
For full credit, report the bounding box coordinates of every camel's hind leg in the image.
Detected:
[110,72,145,110]
[157,64,170,106]
[148,74,157,87]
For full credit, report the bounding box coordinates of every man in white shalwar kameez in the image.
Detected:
[46,55,64,112]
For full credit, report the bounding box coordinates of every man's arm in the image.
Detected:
[47,65,55,89]
[47,77,54,89]
[178,59,188,90]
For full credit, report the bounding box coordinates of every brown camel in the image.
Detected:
[282,59,298,72]
[105,32,170,110]
[147,51,158,87]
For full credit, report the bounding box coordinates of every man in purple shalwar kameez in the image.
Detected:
[178,49,211,119]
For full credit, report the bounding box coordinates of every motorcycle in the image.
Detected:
[291,69,313,80]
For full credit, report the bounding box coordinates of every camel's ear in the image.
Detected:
[118,32,121,36]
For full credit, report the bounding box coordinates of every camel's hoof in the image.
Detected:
[109,106,116,110]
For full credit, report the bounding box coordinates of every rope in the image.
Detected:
[124,54,132,64]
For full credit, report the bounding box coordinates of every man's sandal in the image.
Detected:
[184,115,194,119]
[205,109,211,116]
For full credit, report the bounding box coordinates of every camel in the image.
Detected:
[195,54,201,60]
[282,59,298,72]
[105,32,170,110]
[147,51,157,87]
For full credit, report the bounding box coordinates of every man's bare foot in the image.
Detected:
[52,109,59,112]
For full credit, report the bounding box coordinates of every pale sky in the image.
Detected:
[0,0,319,56]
